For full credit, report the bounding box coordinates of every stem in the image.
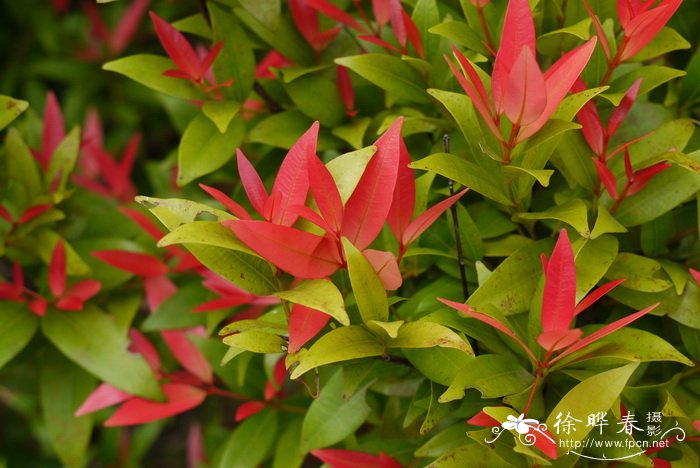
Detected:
[610,181,630,213]
[198,0,211,27]
[523,371,542,415]
[502,123,520,164]
[253,82,283,113]
[476,7,496,56]
[444,134,469,301]
[601,36,628,86]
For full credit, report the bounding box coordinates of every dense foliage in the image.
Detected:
[1,0,700,466]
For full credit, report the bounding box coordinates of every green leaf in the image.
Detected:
[552,86,608,121]
[238,0,279,30]
[288,326,384,379]
[0,303,38,369]
[517,198,590,237]
[284,73,346,127]
[142,283,210,331]
[331,117,371,150]
[429,21,487,55]
[272,418,304,468]
[275,280,349,326]
[537,18,592,56]
[136,196,233,225]
[430,443,511,467]
[545,362,639,449]
[103,54,202,100]
[574,235,619,301]
[42,306,161,399]
[503,165,553,188]
[404,347,475,386]
[210,3,256,102]
[201,100,240,133]
[468,239,552,315]
[300,370,371,452]
[247,110,338,150]
[326,146,376,203]
[178,113,245,185]
[679,48,700,104]
[158,221,253,254]
[173,14,212,39]
[614,164,700,227]
[343,238,388,323]
[4,128,43,211]
[215,409,277,468]
[412,0,441,60]
[366,320,404,338]
[590,205,627,239]
[335,54,430,103]
[45,127,80,197]
[387,321,473,353]
[602,66,686,105]
[40,349,94,468]
[556,327,693,367]
[605,253,672,292]
[410,153,511,205]
[222,331,286,354]
[0,95,29,130]
[219,319,287,336]
[440,354,533,401]
[632,27,690,62]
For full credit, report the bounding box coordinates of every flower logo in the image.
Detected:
[502,414,540,435]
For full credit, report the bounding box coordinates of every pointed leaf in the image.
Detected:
[275,279,349,325]
[149,12,202,80]
[403,189,468,246]
[237,149,269,217]
[49,240,67,298]
[504,47,547,126]
[93,250,168,277]
[387,140,415,243]
[105,383,206,426]
[75,383,131,416]
[343,238,389,323]
[308,155,344,232]
[162,329,213,384]
[541,230,577,333]
[288,304,331,353]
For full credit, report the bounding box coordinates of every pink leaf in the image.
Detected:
[541,229,577,334]
[574,279,625,315]
[363,249,402,291]
[104,383,206,427]
[308,155,344,233]
[312,449,400,468]
[224,220,342,279]
[93,250,169,277]
[518,38,597,141]
[49,241,66,298]
[129,329,162,372]
[270,122,318,226]
[187,422,207,468]
[592,158,619,200]
[149,11,202,80]
[403,10,424,58]
[689,268,700,285]
[372,0,391,28]
[537,328,583,351]
[342,117,403,250]
[620,0,681,61]
[199,42,224,77]
[235,401,266,422]
[56,280,101,310]
[582,0,611,60]
[437,298,538,363]
[552,303,660,364]
[491,0,536,114]
[75,383,131,416]
[608,79,642,137]
[236,149,269,217]
[503,47,547,126]
[144,275,177,312]
[161,329,213,384]
[306,0,366,32]
[450,45,494,118]
[288,304,331,353]
[337,66,356,116]
[628,162,671,196]
[388,0,406,47]
[403,188,469,247]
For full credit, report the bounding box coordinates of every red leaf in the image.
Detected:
[235,401,266,422]
[119,207,164,240]
[690,268,700,285]
[537,328,583,351]
[0,205,11,223]
[199,183,251,220]
[288,304,330,353]
[552,303,660,364]
[49,241,66,298]
[574,279,625,315]
[519,38,597,141]
[582,0,611,60]
[270,122,318,226]
[18,204,52,224]
[289,0,322,49]
[129,329,162,372]
[104,383,206,427]
[311,448,393,468]
[224,220,342,279]
[264,358,287,400]
[161,329,213,384]
[621,0,682,61]
[306,0,366,32]
[403,10,424,58]
[363,249,402,291]
[255,51,293,79]
[42,91,66,168]
[372,0,391,28]
[608,79,642,137]
[93,250,168,277]
[308,155,344,233]
[342,117,402,250]
[628,162,671,196]
[149,11,202,80]
[402,188,469,247]
[388,0,406,47]
[358,35,402,53]
[56,280,101,310]
[110,0,150,54]
[437,298,538,363]
[337,66,356,116]
[199,42,224,77]
[541,229,577,334]
[592,158,619,200]
[491,0,536,114]
[467,410,501,427]
[144,275,177,312]
[29,297,48,316]
[187,422,207,468]
[75,383,131,416]
[193,296,252,312]
[387,140,415,243]
[236,149,269,217]
[571,77,607,157]
[291,205,335,233]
